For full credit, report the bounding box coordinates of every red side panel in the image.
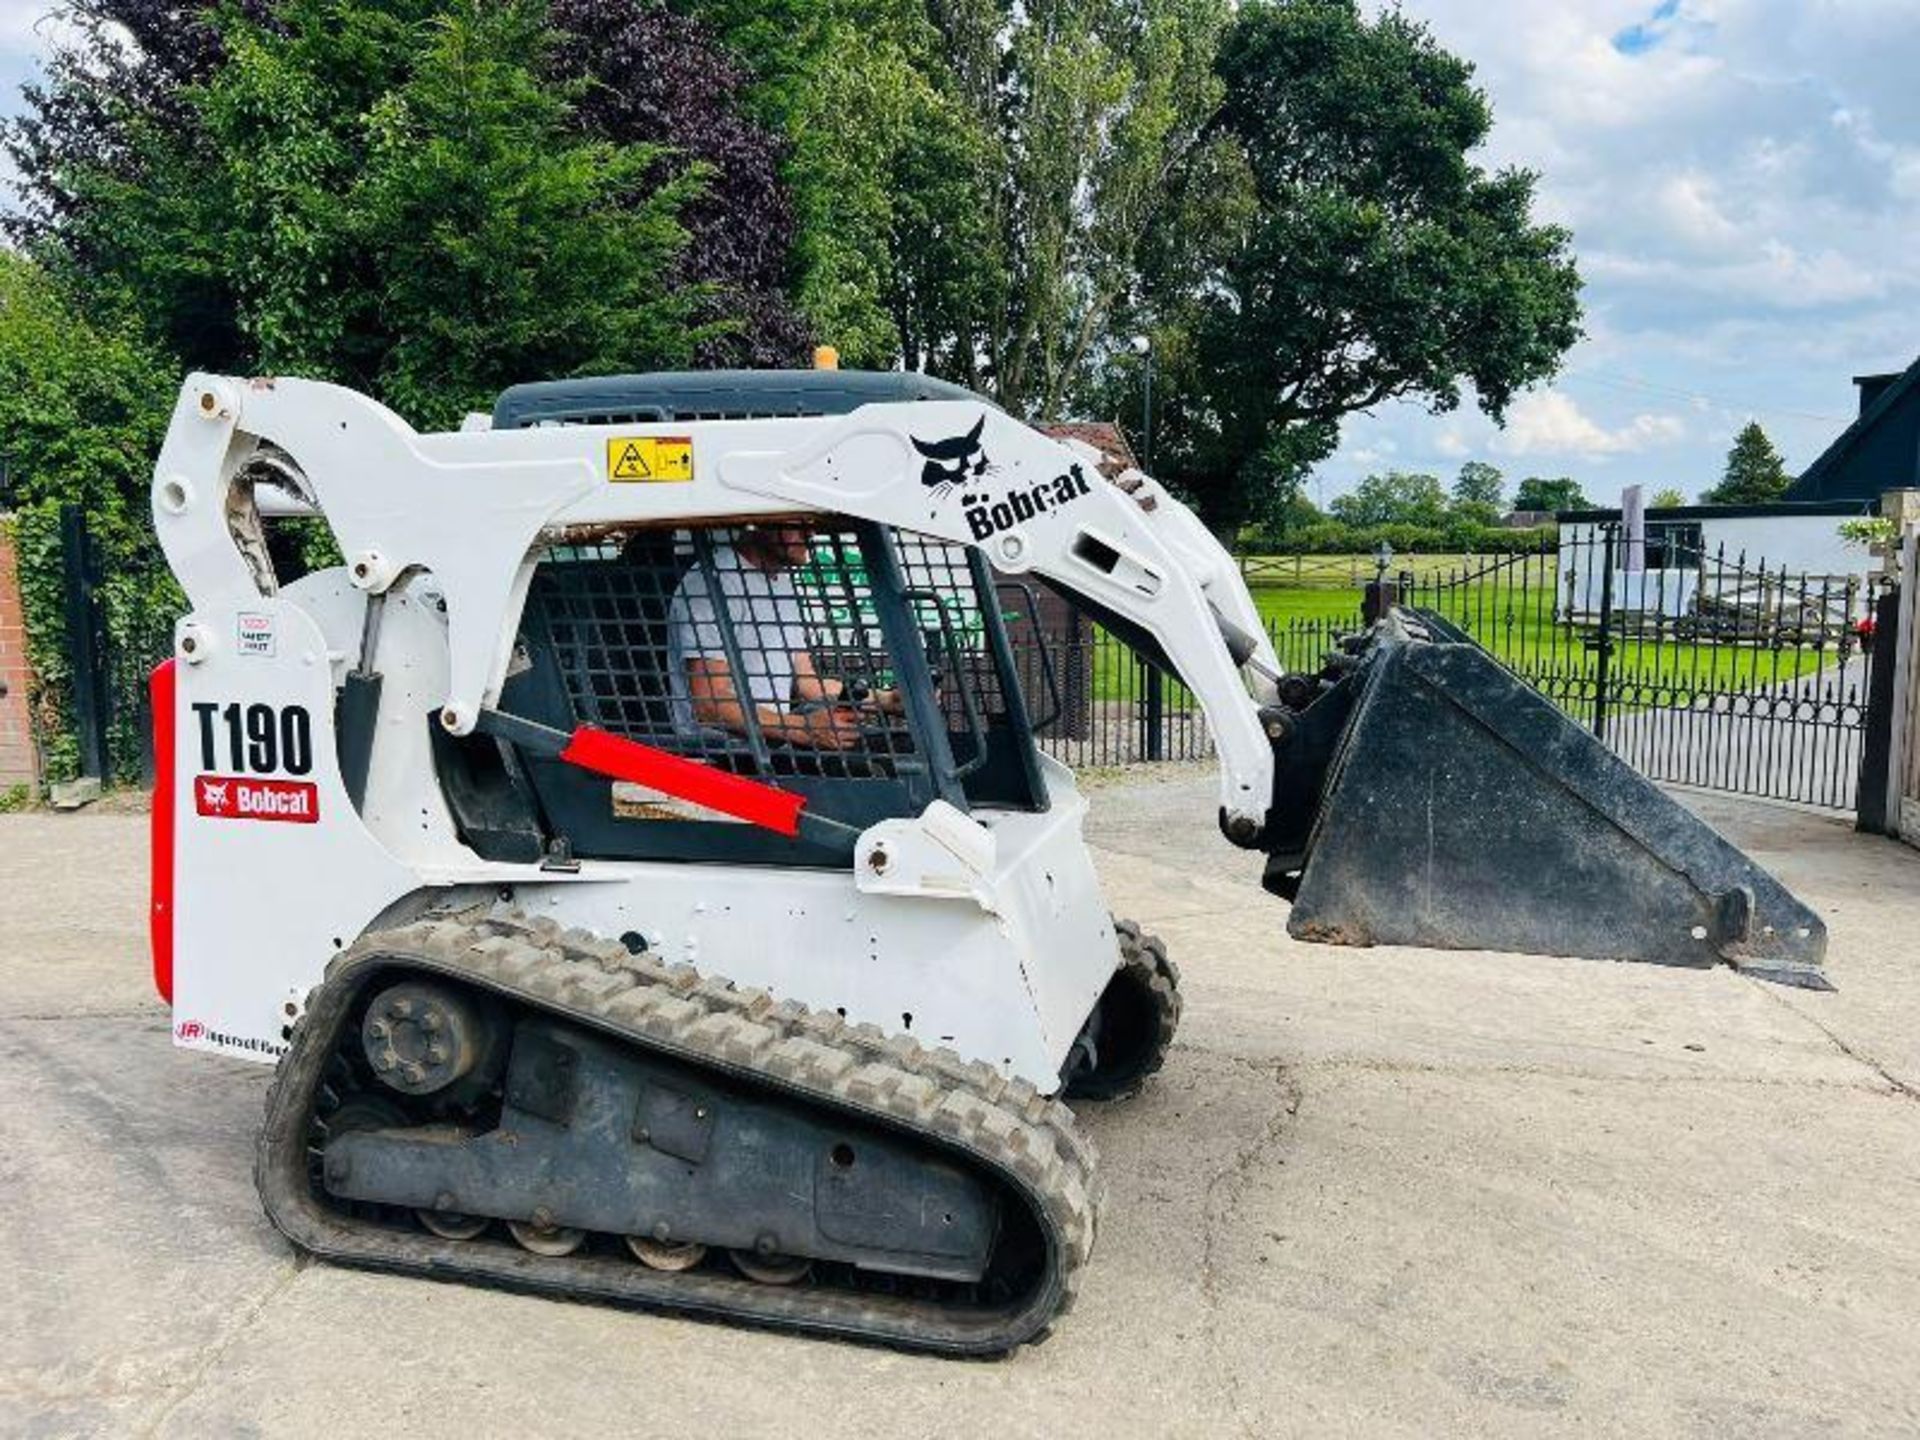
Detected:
[558,726,806,838]
[149,658,176,1003]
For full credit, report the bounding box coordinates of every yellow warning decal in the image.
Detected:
[607,436,694,483]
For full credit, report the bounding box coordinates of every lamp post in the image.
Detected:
[1128,335,1162,759]
[1129,334,1153,471]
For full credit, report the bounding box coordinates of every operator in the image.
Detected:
[665,524,899,752]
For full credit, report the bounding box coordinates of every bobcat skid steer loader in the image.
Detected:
[146,368,1826,1355]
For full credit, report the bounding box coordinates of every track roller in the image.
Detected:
[508,1217,587,1257]
[730,1249,812,1286]
[625,1237,707,1272]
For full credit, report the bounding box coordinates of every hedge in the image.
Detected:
[1238,519,1559,556]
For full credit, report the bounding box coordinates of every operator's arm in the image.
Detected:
[790,652,903,715]
[686,658,857,749]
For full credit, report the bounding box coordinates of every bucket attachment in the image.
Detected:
[1258,617,1829,989]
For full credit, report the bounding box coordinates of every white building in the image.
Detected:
[1556,499,1878,627]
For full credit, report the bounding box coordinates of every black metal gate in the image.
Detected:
[1008,529,1889,814]
[1400,527,1886,812]
[53,504,172,788]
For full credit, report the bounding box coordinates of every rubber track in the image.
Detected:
[256,908,1103,1356]
[1065,919,1181,1101]
[1113,918,1182,1092]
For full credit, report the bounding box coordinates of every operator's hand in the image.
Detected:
[792,705,862,750]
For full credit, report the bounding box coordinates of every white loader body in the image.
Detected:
[150,374,1272,1088]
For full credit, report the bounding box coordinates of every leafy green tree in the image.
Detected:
[664,0,834,130]
[1700,421,1792,505]
[10,1,810,373]
[11,0,729,428]
[0,254,178,781]
[781,16,1000,370]
[1329,471,1449,528]
[1138,0,1582,536]
[1649,486,1686,509]
[1450,460,1504,524]
[1275,490,1325,533]
[1512,476,1587,513]
[981,0,1230,417]
[695,0,1230,412]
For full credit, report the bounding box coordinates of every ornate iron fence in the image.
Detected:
[1012,528,1889,812]
[1400,527,1884,811]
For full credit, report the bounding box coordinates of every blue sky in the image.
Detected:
[3,1,1917,508]
[1315,0,1920,508]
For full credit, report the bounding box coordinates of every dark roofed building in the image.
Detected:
[1784,358,1920,503]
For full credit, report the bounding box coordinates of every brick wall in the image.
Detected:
[0,523,41,789]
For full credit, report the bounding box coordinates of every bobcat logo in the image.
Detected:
[199,780,229,812]
[911,417,991,498]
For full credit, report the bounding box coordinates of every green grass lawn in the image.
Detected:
[1261,581,1844,692]
[1080,575,1857,707]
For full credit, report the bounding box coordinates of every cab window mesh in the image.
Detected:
[894,535,1010,742]
[522,526,915,779]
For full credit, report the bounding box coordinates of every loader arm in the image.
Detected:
[707,394,1829,987]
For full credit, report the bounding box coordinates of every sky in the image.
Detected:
[2,1,1917,508]
[1313,0,1920,508]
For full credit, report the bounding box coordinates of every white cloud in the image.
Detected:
[1314,0,1920,506]
[0,6,85,64]
[1584,241,1888,309]
[1650,172,1741,249]
[1491,391,1686,458]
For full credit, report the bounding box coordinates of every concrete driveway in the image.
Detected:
[2,774,1918,1438]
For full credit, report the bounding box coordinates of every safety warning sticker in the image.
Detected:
[607,436,694,483]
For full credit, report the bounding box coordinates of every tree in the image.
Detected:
[1137,0,1582,535]
[1513,476,1587,513]
[6,0,807,396]
[1329,471,1449,528]
[1274,490,1325,534]
[1451,460,1504,524]
[686,0,1231,414]
[779,14,1002,370]
[550,1,809,368]
[0,253,177,780]
[1650,486,1686,509]
[1700,421,1792,505]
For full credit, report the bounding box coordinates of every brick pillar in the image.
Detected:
[0,522,41,789]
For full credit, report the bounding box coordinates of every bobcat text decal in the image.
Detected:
[909,416,1096,543]
[962,463,1093,543]
[195,774,319,823]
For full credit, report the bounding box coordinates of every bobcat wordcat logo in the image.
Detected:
[608,436,694,483]
[910,415,1095,543]
[195,774,319,823]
